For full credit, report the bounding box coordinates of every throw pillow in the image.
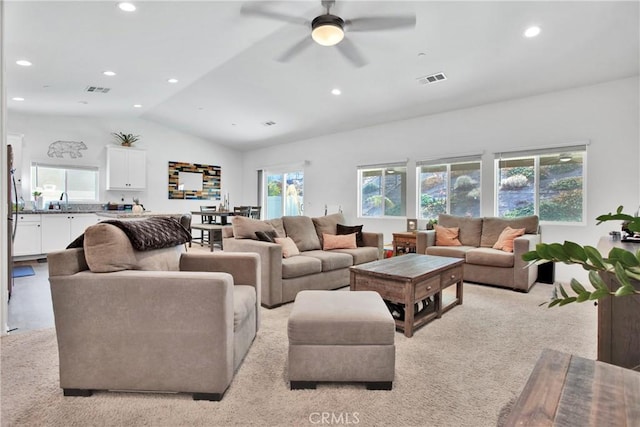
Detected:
[255,230,278,243]
[322,232,357,250]
[275,236,300,258]
[492,226,526,252]
[312,212,346,246]
[434,225,462,246]
[337,223,364,247]
[83,223,138,272]
[282,216,322,251]
[232,215,278,240]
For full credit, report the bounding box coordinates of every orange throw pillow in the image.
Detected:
[492,227,526,252]
[435,225,462,246]
[323,233,357,250]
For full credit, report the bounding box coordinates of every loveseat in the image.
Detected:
[222,213,383,308]
[48,219,260,401]
[416,214,540,292]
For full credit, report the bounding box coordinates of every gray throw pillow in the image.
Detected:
[312,212,345,246]
[282,216,321,251]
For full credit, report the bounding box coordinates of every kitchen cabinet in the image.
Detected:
[13,214,41,256]
[41,214,100,253]
[106,146,146,190]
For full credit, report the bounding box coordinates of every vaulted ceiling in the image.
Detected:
[5,1,639,151]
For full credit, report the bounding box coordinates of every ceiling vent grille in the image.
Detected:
[417,72,447,85]
[262,121,276,126]
[85,86,111,93]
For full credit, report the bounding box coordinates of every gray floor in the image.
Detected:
[8,259,55,333]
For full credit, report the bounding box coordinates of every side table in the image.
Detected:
[392,232,417,256]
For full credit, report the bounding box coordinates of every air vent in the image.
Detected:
[262,121,276,127]
[85,86,111,93]
[417,72,447,85]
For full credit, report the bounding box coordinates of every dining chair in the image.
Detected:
[233,206,251,217]
[249,206,261,220]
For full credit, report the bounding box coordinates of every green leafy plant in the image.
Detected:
[112,132,140,146]
[523,206,640,307]
[32,190,42,197]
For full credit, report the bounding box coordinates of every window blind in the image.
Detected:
[494,143,588,159]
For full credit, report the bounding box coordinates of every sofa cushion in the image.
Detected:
[438,214,483,247]
[300,250,353,272]
[337,223,364,247]
[322,233,357,250]
[264,218,286,237]
[233,285,256,331]
[281,256,322,279]
[466,247,514,268]
[426,245,475,259]
[333,246,379,265]
[83,223,182,272]
[480,216,539,247]
[283,216,322,251]
[435,225,462,246]
[492,227,526,252]
[312,212,345,246]
[232,215,278,240]
[275,237,300,258]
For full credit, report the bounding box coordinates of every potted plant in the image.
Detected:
[112,132,140,147]
[132,197,144,213]
[426,219,438,230]
[32,190,43,210]
[523,206,640,306]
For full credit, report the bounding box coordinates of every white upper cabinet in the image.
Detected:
[106,146,146,191]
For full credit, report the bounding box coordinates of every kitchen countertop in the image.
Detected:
[17,210,101,215]
[95,212,183,219]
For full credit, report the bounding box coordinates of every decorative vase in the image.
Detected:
[132,204,143,213]
[35,196,44,210]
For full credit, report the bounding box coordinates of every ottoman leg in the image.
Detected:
[290,381,317,390]
[366,381,393,390]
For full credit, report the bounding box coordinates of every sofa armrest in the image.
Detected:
[49,271,235,393]
[180,252,261,328]
[223,238,284,308]
[513,234,541,291]
[361,232,384,259]
[416,230,436,254]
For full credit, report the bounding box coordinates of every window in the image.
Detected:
[358,163,407,217]
[31,163,99,203]
[417,156,482,220]
[495,145,586,223]
[261,168,304,219]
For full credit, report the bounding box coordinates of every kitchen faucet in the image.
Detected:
[59,192,69,210]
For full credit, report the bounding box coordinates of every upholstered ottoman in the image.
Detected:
[287,290,395,390]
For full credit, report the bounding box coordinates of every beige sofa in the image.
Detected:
[223,213,383,308]
[48,221,260,401]
[416,214,540,292]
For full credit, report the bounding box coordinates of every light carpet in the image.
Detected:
[1,283,597,427]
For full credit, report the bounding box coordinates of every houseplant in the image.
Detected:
[112,132,140,147]
[523,206,640,307]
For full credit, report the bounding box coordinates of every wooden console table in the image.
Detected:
[504,348,640,426]
[392,232,417,256]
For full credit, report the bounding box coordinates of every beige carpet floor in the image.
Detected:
[1,282,597,427]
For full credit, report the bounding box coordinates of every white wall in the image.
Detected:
[241,77,640,283]
[6,113,244,214]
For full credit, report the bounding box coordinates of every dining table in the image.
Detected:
[190,210,235,225]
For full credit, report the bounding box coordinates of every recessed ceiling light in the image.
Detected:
[16,60,32,67]
[78,101,88,104]
[524,26,541,38]
[118,2,136,12]
[417,52,426,57]
[133,104,142,108]
[12,97,25,101]
[331,88,341,95]
[167,78,179,84]
[103,70,117,76]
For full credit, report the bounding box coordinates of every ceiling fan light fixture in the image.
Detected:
[311,15,345,46]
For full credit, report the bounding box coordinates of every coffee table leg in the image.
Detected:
[458,280,464,305]
[404,294,414,338]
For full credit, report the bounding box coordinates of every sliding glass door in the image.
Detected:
[263,169,304,219]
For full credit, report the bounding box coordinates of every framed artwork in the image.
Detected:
[406,218,418,233]
[168,161,221,200]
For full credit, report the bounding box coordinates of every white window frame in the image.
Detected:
[416,155,482,220]
[31,162,100,203]
[494,144,588,225]
[357,161,408,219]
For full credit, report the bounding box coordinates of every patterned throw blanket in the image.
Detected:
[68,217,191,251]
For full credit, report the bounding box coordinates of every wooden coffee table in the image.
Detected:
[350,254,464,337]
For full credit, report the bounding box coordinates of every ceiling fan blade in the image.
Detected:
[240,3,308,26]
[335,38,367,68]
[345,15,416,32]
[276,36,314,63]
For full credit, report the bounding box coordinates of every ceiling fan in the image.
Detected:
[240,0,416,68]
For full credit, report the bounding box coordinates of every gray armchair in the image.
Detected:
[48,243,260,401]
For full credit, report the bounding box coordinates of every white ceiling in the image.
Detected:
[5,1,639,151]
